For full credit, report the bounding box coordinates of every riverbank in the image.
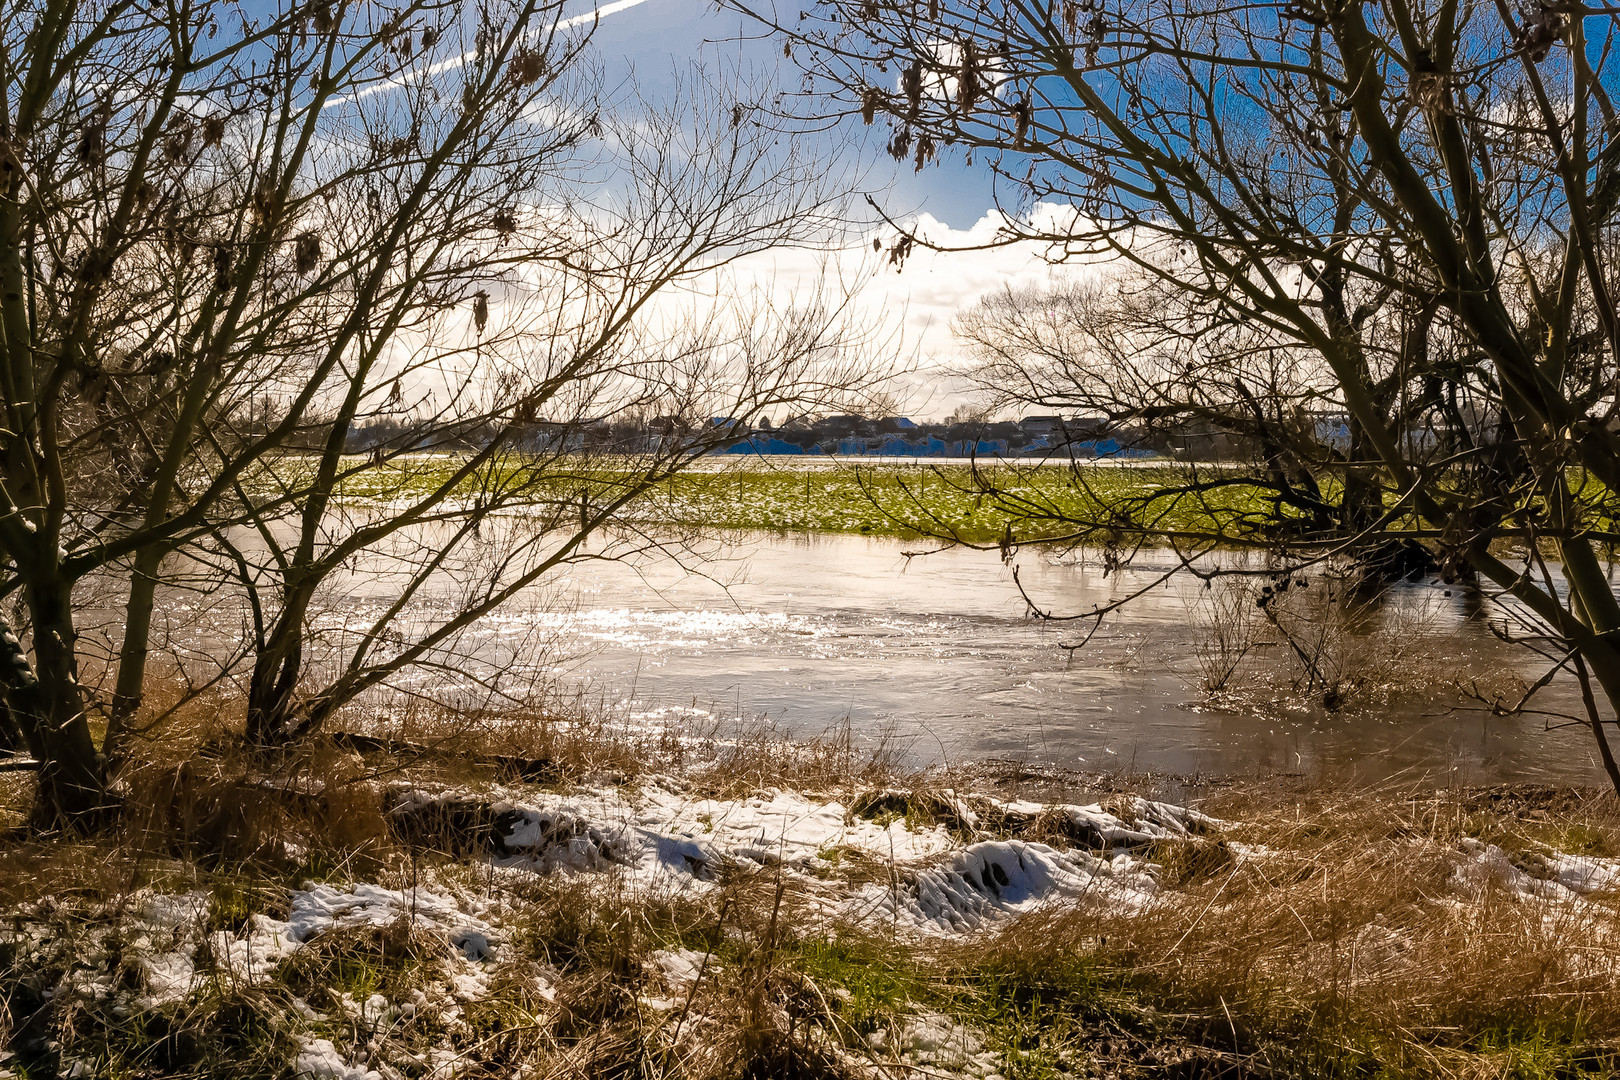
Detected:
[307,453,1268,543]
[1,709,1617,1079]
[648,460,1238,541]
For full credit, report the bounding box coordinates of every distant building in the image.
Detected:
[1020,415,1065,435]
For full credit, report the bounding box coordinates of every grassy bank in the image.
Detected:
[294,452,1278,543]
[649,462,1253,542]
[268,450,1620,549]
[2,703,1618,1079]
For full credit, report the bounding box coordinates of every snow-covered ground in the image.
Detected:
[390,781,1222,931]
[4,779,1617,1080]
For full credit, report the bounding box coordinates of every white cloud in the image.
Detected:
[370,203,1110,423]
[709,205,1109,418]
[333,0,660,108]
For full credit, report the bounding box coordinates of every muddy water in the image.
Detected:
[112,510,1610,786]
[518,532,1608,786]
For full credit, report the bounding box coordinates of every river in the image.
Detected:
[99,463,1615,786]
[495,529,1607,786]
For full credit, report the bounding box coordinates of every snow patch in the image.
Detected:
[294,1036,382,1080]
[995,794,1219,850]
[652,946,709,989]
[394,783,959,884]
[286,883,494,954]
[389,783,1218,936]
[85,881,503,1011]
[845,839,1158,934]
[1452,839,1620,901]
[1539,850,1620,894]
[868,1012,1003,1079]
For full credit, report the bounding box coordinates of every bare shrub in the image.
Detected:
[1182,568,1451,714]
[1255,573,1448,712]
[1187,577,1265,695]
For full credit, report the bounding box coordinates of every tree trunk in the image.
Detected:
[245,586,314,745]
[0,700,22,755]
[1571,637,1620,798]
[1338,419,1384,536]
[1553,527,1620,798]
[1572,653,1620,797]
[0,592,109,831]
[103,546,164,761]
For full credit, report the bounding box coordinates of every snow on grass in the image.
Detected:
[291,1036,379,1080]
[989,793,1219,848]
[651,946,708,989]
[394,783,1197,937]
[395,777,1609,944]
[129,892,213,1008]
[4,879,509,1019]
[1452,837,1620,901]
[10,779,1620,1080]
[868,1011,1005,1080]
[294,1036,382,1080]
[286,882,496,959]
[643,947,711,1011]
[395,781,962,883]
[1549,852,1620,892]
[843,840,1159,935]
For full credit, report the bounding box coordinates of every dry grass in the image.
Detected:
[950,782,1620,1076]
[314,686,911,797]
[4,700,1620,1078]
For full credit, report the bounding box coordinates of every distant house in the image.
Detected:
[813,415,865,442]
[1313,412,1352,454]
[707,410,1166,460]
[1020,415,1065,435]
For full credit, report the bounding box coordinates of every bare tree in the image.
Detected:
[0,0,876,829]
[736,0,1620,788]
[953,269,1465,571]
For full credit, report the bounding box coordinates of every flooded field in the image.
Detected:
[489,531,1606,786]
[102,458,1613,786]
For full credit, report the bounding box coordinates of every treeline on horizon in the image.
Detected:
[339,410,1300,460]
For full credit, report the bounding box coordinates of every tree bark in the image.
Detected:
[0,597,108,830]
[0,699,22,756]
[245,583,315,745]
[1573,653,1620,797]
[104,547,163,760]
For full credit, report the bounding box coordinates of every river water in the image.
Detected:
[103,460,1613,787]
[506,530,1608,786]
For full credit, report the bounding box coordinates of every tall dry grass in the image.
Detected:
[4,688,1620,1078]
[950,782,1620,1076]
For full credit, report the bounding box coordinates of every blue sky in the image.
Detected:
[579,0,1002,229]
[574,0,1080,417]
[321,0,1067,417]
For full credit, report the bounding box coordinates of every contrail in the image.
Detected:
[333,0,657,107]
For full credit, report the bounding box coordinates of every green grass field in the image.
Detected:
[646,461,1271,542]
[289,454,1286,543]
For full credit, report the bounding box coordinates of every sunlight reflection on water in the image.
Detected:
[492,531,1607,787]
[115,524,1611,786]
